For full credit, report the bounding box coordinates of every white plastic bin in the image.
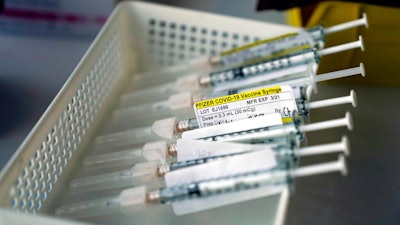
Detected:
[0,1,298,224]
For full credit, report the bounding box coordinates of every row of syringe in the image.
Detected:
[54,14,367,221]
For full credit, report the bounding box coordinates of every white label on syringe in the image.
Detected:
[193,85,297,128]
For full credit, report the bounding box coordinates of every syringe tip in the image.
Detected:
[345,112,354,131]
[341,136,351,156]
[350,90,358,108]
[338,154,348,176]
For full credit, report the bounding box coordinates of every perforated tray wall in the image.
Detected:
[0,2,297,224]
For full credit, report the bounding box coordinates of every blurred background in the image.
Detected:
[0,0,399,224]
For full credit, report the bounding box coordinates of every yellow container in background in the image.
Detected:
[286,1,400,86]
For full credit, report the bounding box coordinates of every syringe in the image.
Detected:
[83,133,295,172]
[104,85,309,132]
[119,64,307,107]
[182,111,353,143]
[119,37,363,106]
[230,62,365,95]
[69,137,348,193]
[156,136,349,177]
[207,36,364,92]
[110,75,359,130]
[173,135,349,162]
[113,63,364,131]
[192,89,357,129]
[55,155,347,218]
[94,113,283,152]
[103,87,358,150]
[217,64,363,105]
[95,107,352,152]
[215,13,367,67]
[87,132,301,171]
[127,14,367,91]
[148,155,347,215]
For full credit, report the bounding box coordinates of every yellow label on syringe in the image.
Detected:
[221,33,299,56]
[194,86,282,109]
[193,85,297,128]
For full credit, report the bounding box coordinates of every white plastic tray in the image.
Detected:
[0,1,298,224]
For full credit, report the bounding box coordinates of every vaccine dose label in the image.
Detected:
[219,31,314,66]
[193,85,297,128]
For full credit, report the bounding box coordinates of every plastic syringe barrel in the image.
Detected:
[208,48,317,86]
